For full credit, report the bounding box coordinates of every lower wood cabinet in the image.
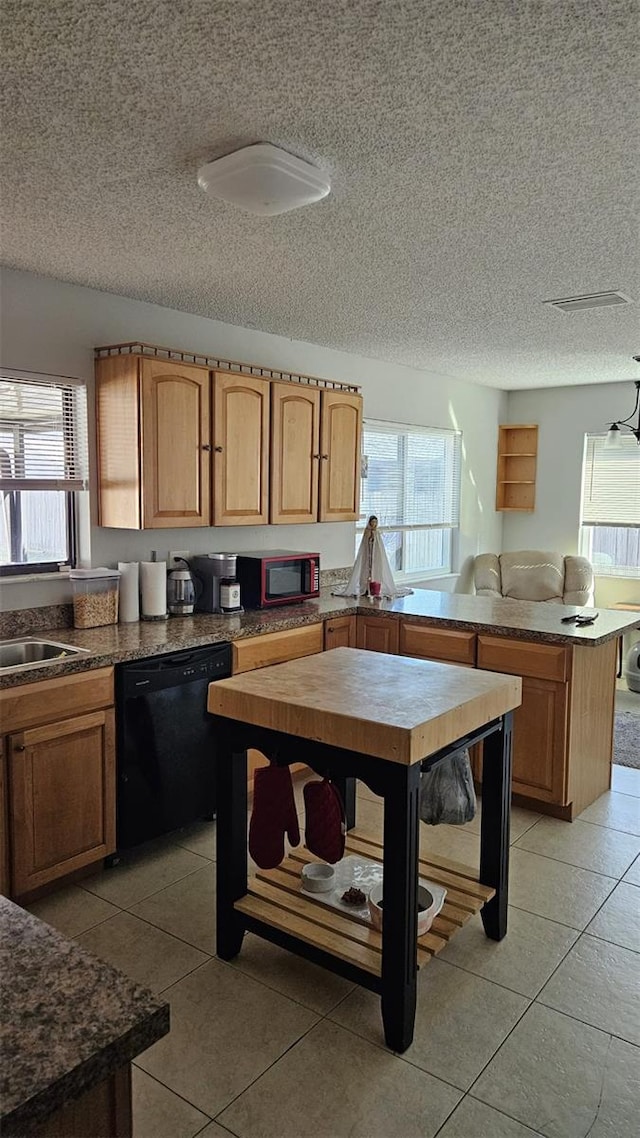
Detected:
[356,615,399,654]
[324,615,357,650]
[0,740,8,896]
[477,635,570,807]
[1,667,116,898]
[510,677,568,804]
[9,709,116,896]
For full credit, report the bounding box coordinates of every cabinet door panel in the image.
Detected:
[324,616,357,650]
[511,677,568,804]
[213,373,270,525]
[9,710,116,895]
[356,615,399,654]
[141,359,210,527]
[319,392,362,521]
[270,384,320,524]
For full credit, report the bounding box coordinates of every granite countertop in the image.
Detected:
[0,897,169,1136]
[0,589,638,690]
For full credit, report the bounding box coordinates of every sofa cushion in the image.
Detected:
[499,551,565,602]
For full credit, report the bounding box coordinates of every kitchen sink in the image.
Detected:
[0,637,90,673]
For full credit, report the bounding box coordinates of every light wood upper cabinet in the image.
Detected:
[319,391,363,522]
[97,355,211,529]
[141,359,211,528]
[270,383,321,524]
[97,350,362,528]
[213,372,270,526]
[9,709,116,896]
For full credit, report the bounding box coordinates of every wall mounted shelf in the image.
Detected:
[496,424,538,511]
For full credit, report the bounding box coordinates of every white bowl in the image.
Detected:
[368,883,437,937]
[301,862,336,893]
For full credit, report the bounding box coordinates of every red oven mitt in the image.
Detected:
[249,763,301,870]
[303,779,346,864]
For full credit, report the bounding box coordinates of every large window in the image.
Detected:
[579,434,640,578]
[357,420,462,579]
[0,371,88,575]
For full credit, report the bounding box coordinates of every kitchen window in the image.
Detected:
[357,419,462,580]
[579,433,640,578]
[0,371,89,576]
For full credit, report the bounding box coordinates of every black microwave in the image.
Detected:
[235,551,320,607]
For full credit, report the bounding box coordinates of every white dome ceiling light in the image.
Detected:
[197,143,331,216]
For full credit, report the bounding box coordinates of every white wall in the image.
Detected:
[503,383,640,606]
[0,269,506,610]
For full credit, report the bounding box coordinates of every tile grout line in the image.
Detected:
[132,1065,214,1126]
[78,855,215,910]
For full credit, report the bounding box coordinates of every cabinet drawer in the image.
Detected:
[232,624,324,674]
[477,636,568,682]
[400,623,476,665]
[0,667,115,734]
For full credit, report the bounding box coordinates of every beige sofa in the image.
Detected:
[474,550,595,606]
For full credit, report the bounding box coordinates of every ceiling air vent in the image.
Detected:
[543,291,633,314]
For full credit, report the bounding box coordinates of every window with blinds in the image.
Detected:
[0,371,88,573]
[357,420,462,578]
[579,434,640,578]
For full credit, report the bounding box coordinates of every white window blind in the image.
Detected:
[580,434,640,528]
[358,420,462,531]
[0,371,89,492]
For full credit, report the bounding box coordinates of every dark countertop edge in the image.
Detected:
[2,1003,169,1136]
[1,596,638,690]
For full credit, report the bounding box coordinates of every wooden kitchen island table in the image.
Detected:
[207,648,521,1052]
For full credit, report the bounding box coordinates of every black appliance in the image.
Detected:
[115,643,232,851]
[235,550,320,607]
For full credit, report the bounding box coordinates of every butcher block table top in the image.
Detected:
[207,646,522,765]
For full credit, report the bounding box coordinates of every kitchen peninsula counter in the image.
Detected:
[0,897,169,1137]
[1,589,638,689]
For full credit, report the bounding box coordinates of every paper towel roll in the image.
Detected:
[118,562,140,623]
[140,561,167,619]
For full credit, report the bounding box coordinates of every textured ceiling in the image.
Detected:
[0,0,638,389]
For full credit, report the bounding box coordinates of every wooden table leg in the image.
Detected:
[216,746,248,959]
[380,762,421,1052]
[480,712,513,941]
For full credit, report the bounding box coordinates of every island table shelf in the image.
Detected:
[208,648,521,1052]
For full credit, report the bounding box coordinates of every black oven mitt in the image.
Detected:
[249,763,301,869]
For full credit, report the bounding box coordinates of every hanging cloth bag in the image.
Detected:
[419,748,477,826]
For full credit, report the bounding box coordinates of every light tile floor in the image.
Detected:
[28,766,640,1138]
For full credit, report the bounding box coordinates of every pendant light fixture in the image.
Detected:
[605,357,640,447]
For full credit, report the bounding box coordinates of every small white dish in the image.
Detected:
[368,883,441,936]
[301,862,336,893]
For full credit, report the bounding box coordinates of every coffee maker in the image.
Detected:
[190,553,242,613]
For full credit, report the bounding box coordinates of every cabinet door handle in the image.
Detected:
[321,453,329,460]
[14,744,25,752]
[312,453,321,460]
[201,444,212,452]
[214,446,224,453]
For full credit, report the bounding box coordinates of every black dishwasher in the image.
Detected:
[115,642,232,851]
